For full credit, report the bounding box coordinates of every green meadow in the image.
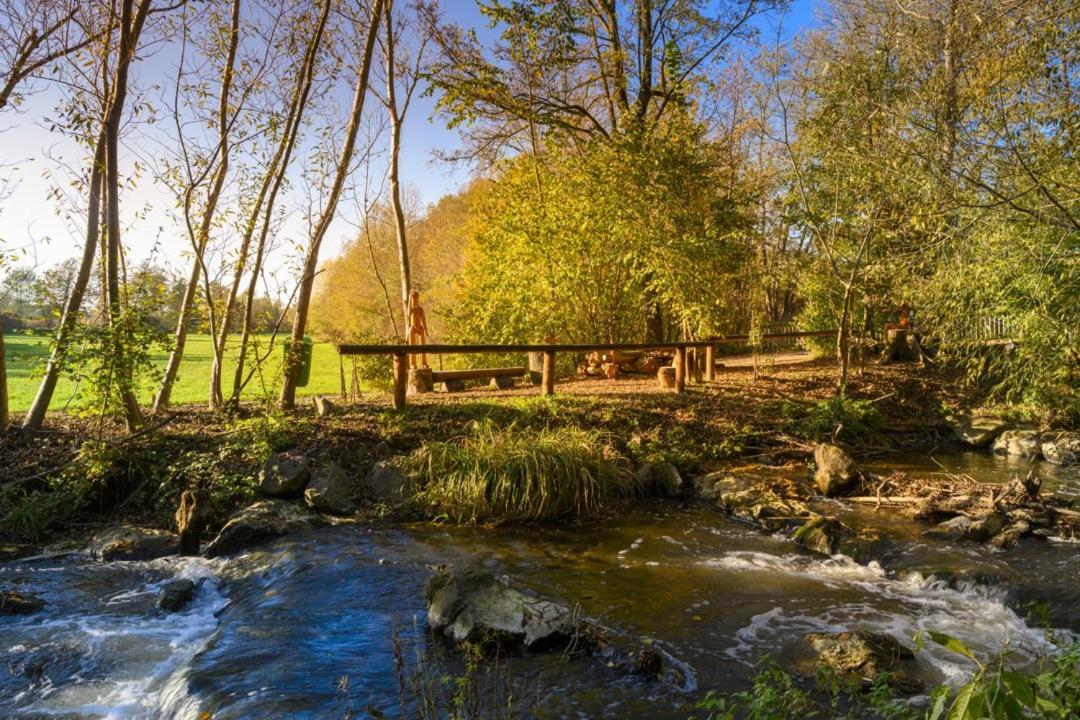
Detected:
[2,333,345,413]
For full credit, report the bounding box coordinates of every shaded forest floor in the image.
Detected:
[0,356,985,548]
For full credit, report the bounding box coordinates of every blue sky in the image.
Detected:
[0,0,822,279]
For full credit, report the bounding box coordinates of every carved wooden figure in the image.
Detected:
[407,290,429,368]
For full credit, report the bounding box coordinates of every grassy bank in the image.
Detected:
[0,359,977,545]
[2,333,343,412]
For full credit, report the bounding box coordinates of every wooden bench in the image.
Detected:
[432,366,526,392]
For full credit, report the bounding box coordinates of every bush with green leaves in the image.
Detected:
[411,420,647,523]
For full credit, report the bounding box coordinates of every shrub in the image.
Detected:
[781,396,884,444]
[411,421,639,523]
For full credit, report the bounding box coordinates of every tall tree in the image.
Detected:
[280,0,386,409]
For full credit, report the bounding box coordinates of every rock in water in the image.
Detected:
[424,567,577,649]
[157,579,195,612]
[203,500,318,558]
[634,461,684,498]
[176,489,207,556]
[259,452,311,497]
[992,430,1041,459]
[945,411,1007,448]
[813,443,861,497]
[791,516,847,556]
[0,590,45,615]
[304,462,357,516]
[801,631,922,692]
[1041,433,1080,466]
[90,526,178,561]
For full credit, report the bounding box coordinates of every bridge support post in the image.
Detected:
[541,350,555,396]
[392,353,408,409]
[674,346,686,394]
[705,344,716,382]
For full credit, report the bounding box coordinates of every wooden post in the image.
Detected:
[705,344,715,382]
[392,352,407,409]
[338,353,347,400]
[542,350,555,396]
[674,345,686,394]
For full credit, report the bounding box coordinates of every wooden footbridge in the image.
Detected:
[338,330,837,409]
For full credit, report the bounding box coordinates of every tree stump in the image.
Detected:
[176,489,206,557]
[408,367,434,394]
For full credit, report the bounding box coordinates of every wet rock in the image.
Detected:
[424,567,578,649]
[304,462,357,516]
[1041,433,1080,466]
[721,486,810,532]
[692,472,752,501]
[613,640,693,689]
[989,520,1031,550]
[801,631,922,692]
[157,579,195,612]
[813,443,861,497]
[837,528,894,565]
[946,411,1007,448]
[258,452,311,497]
[0,544,35,562]
[0,590,45,615]
[91,526,177,562]
[361,457,416,503]
[992,430,1041,459]
[634,461,683,498]
[203,500,318,558]
[791,516,847,556]
[923,513,1004,543]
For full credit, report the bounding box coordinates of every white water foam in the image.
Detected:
[708,551,1058,684]
[13,557,226,719]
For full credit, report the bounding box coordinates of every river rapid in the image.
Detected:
[2,453,1078,719]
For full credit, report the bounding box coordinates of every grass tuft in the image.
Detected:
[411,421,638,524]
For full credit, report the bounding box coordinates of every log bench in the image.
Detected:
[431,366,527,392]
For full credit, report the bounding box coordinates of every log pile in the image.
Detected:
[578,350,667,379]
[847,468,1078,547]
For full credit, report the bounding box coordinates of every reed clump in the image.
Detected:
[411,421,643,523]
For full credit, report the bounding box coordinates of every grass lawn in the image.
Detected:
[2,333,345,413]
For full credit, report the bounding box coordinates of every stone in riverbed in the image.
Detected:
[813,443,861,497]
[157,579,195,612]
[634,461,684,498]
[258,452,311,497]
[1041,433,1080,466]
[992,430,1041,459]
[923,513,1005,543]
[945,411,1007,448]
[989,520,1031,550]
[360,457,416,503]
[800,631,923,692]
[424,567,578,649]
[0,590,45,615]
[304,462,357,516]
[203,500,318,558]
[91,526,177,561]
[791,516,847,556]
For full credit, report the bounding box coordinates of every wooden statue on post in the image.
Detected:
[408,290,428,368]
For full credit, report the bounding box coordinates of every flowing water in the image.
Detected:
[2,453,1077,719]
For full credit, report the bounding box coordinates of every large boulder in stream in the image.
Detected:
[258,452,311,497]
[791,516,848,556]
[812,444,862,497]
[360,457,417,503]
[203,500,319,558]
[90,526,177,561]
[157,579,196,612]
[304,462,358,516]
[1,590,45,615]
[945,411,1008,448]
[1041,433,1080,466]
[424,567,578,649]
[799,631,923,692]
[634,461,684,498]
[992,430,1041,459]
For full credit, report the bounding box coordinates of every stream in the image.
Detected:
[2,452,1078,719]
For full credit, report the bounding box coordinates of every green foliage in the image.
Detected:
[781,396,883,444]
[696,660,820,720]
[411,420,639,523]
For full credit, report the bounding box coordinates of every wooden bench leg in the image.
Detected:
[542,350,555,396]
[705,345,715,382]
[392,353,407,409]
[674,346,686,394]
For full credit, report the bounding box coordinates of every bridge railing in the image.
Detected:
[338,330,837,409]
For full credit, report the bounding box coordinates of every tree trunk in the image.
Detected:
[0,320,8,431]
[280,0,385,409]
[155,0,240,415]
[224,0,332,407]
[384,0,412,329]
[102,0,151,432]
[22,135,106,434]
